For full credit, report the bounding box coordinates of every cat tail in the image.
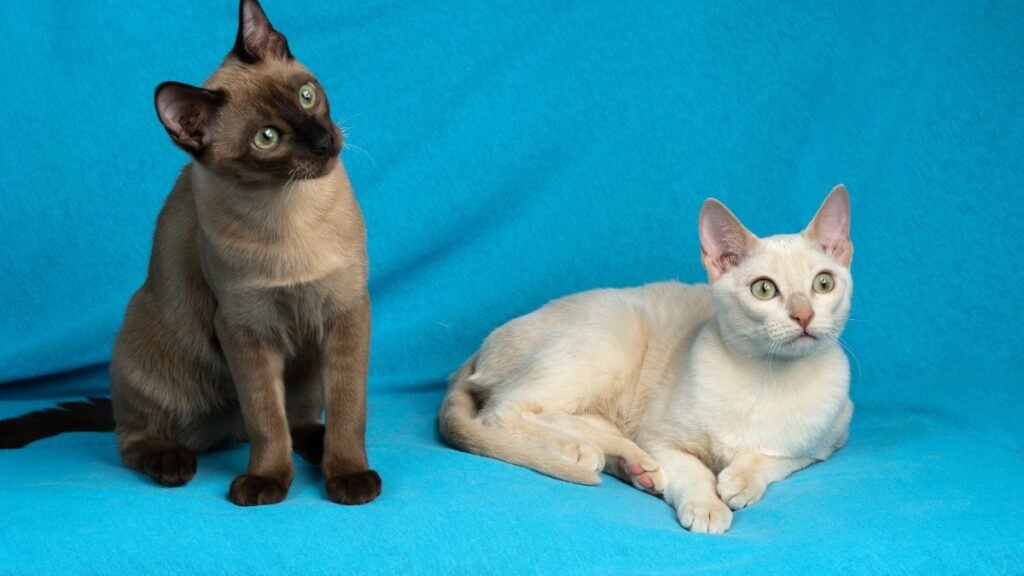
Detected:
[439,355,601,485]
[0,397,114,449]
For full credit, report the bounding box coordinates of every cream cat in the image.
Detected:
[440,186,854,534]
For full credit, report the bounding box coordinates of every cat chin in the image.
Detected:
[292,158,338,181]
[773,334,828,358]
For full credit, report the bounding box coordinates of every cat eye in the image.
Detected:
[253,127,280,150]
[299,83,317,109]
[813,271,835,293]
[750,278,777,300]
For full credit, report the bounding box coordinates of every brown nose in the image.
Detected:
[790,307,814,330]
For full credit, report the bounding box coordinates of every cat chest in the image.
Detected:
[693,375,848,461]
[216,268,365,347]
[222,237,363,287]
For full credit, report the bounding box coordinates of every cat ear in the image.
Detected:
[804,184,853,266]
[232,0,292,63]
[699,199,758,282]
[155,82,225,156]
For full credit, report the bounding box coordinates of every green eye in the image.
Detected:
[750,278,778,300]
[253,127,279,150]
[813,272,835,293]
[299,83,317,109]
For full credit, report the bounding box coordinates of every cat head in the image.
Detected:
[154,0,341,184]
[699,185,853,358]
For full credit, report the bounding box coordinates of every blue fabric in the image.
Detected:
[0,0,1022,573]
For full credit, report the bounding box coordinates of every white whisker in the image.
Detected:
[344,143,377,168]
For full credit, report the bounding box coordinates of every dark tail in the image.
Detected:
[0,397,114,449]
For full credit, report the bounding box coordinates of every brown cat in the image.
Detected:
[0,0,381,507]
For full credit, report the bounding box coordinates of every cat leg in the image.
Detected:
[716,453,814,510]
[525,412,663,493]
[285,351,326,466]
[112,383,199,488]
[319,295,381,505]
[291,423,326,465]
[119,432,197,488]
[646,444,732,534]
[716,402,850,509]
[484,404,606,476]
[215,315,294,507]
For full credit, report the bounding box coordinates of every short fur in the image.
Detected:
[0,398,114,449]
[1,0,380,507]
[440,186,854,533]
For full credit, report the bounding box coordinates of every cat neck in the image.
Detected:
[189,161,349,242]
[702,319,846,385]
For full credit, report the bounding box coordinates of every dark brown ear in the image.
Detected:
[232,0,292,63]
[154,82,225,156]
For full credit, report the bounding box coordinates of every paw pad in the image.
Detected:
[618,457,664,495]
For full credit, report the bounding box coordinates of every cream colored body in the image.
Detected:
[441,188,854,534]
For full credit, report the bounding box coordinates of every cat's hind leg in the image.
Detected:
[285,351,326,466]
[441,333,638,486]
[525,412,664,494]
[481,403,606,478]
[112,376,240,488]
[112,386,201,488]
[116,408,239,487]
[119,433,197,487]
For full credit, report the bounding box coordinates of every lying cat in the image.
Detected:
[440,186,854,533]
[0,0,380,507]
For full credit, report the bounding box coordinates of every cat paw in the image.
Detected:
[617,456,664,495]
[716,469,766,510]
[140,446,197,487]
[677,499,733,534]
[228,473,289,506]
[326,470,382,505]
[562,441,605,472]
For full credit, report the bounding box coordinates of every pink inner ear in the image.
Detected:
[155,83,222,153]
[806,185,852,266]
[157,89,198,143]
[699,199,755,281]
[819,238,853,265]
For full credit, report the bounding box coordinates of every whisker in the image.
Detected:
[835,337,863,387]
[344,143,378,168]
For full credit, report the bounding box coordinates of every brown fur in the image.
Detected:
[109,0,379,506]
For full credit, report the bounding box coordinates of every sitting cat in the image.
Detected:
[0,0,380,507]
[440,186,854,533]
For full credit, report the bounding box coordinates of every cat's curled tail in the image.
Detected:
[0,397,114,449]
[439,356,601,485]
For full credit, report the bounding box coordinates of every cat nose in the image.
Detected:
[311,133,335,157]
[790,307,814,330]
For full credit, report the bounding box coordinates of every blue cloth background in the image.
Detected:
[1,0,1022,573]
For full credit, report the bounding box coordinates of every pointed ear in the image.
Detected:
[232,0,292,63]
[699,199,758,282]
[155,82,225,156]
[804,184,853,266]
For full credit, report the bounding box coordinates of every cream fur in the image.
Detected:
[440,186,854,534]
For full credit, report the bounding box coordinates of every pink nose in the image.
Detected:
[790,307,814,330]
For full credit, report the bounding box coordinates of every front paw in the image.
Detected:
[326,470,382,505]
[616,457,665,495]
[716,469,766,510]
[229,473,289,506]
[677,498,733,534]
